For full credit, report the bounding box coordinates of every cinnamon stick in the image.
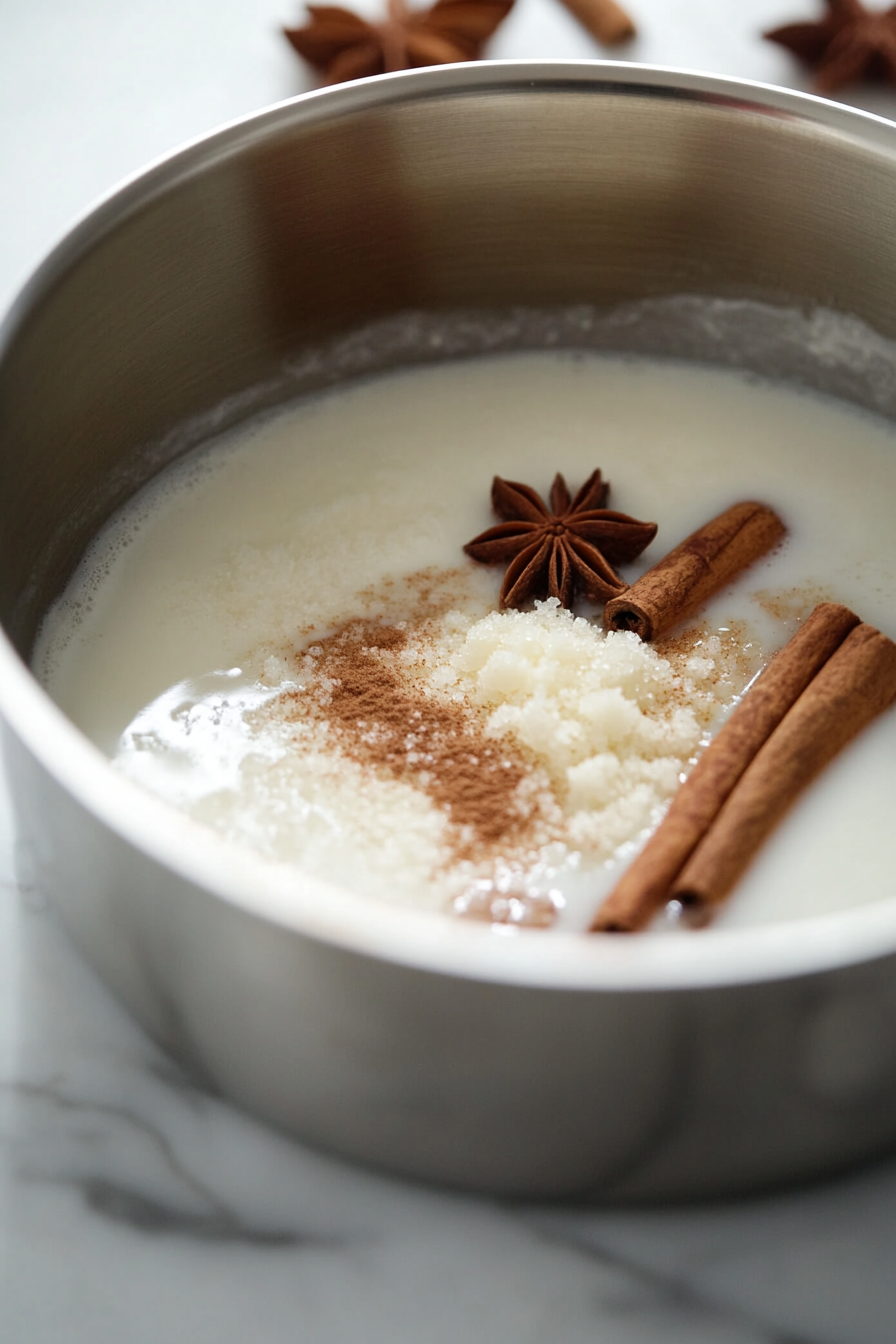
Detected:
[673,622,896,917]
[603,501,786,642]
[561,0,636,43]
[591,602,861,932]
[557,0,635,44]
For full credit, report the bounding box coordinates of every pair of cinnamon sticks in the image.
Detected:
[593,601,896,932]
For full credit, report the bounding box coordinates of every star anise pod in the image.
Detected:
[463,470,657,610]
[765,0,896,91]
[284,0,515,85]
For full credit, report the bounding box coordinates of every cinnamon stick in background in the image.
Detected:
[558,0,635,45]
[673,622,896,917]
[591,602,861,933]
[603,501,786,642]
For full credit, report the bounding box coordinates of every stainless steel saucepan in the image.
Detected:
[3,62,896,1200]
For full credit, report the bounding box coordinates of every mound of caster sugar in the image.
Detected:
[439,601,723,850]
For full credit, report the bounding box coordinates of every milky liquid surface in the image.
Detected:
[34,353,896,929]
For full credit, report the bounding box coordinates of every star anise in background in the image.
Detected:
[284,0,515,85]
[765,0,896,91]
[463,470,657,610]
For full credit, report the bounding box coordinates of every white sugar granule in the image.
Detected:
[116,672,458,909]
[432,599,711,860]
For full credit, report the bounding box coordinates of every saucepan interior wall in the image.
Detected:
[2,77,896,650]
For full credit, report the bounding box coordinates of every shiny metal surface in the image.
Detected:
[3,63,896,1198]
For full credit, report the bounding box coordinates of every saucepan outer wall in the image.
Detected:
[3,63,896,1198]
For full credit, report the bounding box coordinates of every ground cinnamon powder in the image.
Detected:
[281,618,544,862]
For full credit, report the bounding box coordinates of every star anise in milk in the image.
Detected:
[765,0,896,91]
[284,0,515,85]
[463,470,657,610]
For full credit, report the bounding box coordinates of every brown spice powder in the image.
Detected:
[751,584,834,626]
[655,621,763,724]
[280,618,545,862]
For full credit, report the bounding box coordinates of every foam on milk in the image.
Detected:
[34,353,896,929]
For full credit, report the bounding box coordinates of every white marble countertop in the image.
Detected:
[4,2,896,1339]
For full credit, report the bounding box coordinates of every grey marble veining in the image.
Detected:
[4,0,896,1339]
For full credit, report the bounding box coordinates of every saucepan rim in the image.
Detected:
[3,59,896,993]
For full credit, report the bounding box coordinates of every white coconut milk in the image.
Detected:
[34,353,896,930]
